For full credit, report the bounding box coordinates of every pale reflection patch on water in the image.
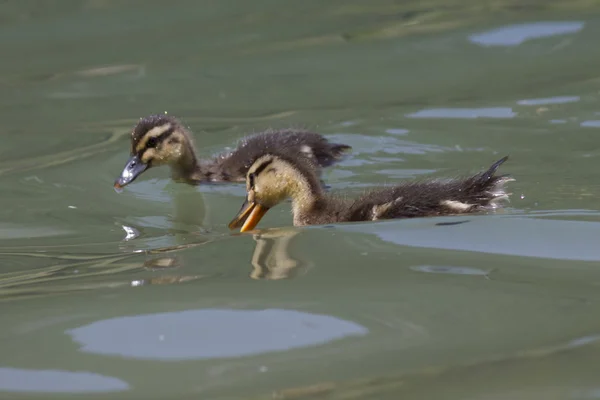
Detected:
[406,107,517,119]
[0,368,129,393]
[67,309,368,361]
[469,21,585,47]
[338,213,600,262]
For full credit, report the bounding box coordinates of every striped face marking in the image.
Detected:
[135,123,174,154]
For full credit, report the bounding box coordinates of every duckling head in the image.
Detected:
[114,115,196,189]
[229,153,322,232]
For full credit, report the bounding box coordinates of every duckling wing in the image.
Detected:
[210,129,351,181]
[249,129,351,168]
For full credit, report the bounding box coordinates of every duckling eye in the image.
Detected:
[146,137,158,149]
[248,172,256,187]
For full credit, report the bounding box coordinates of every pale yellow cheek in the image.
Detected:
[141,149,156,164]
[171,147,183,159]
[252,187,272,205]
[253,186,286,208]
[155,145,183,164]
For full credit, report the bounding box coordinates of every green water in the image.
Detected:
[3,1,600,398]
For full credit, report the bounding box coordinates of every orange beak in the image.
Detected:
[228,199,269,232]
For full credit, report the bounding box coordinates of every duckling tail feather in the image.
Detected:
[330,143,352,155]
[480,155,509,182]
[317,143,352,167]
[472,155,513,209]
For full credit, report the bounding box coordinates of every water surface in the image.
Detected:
[2,1,600,399]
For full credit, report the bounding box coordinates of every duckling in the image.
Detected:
[114,114,351,189]
[229,151,513,232]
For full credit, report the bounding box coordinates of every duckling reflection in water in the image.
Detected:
[229,150,513,231]
[247,228,310,280]
[114,114,351,189]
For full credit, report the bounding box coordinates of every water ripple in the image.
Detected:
[517,96,580,106]
[410,265,489,276]
[327,134,447,155]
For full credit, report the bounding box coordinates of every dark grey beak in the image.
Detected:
[114,155,148,190]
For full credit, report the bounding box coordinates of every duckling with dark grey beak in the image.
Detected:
[229,150,513,232]
[114,114,352,189]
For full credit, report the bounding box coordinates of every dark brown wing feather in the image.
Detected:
[344,156,511,221]
[202,129,351,182]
